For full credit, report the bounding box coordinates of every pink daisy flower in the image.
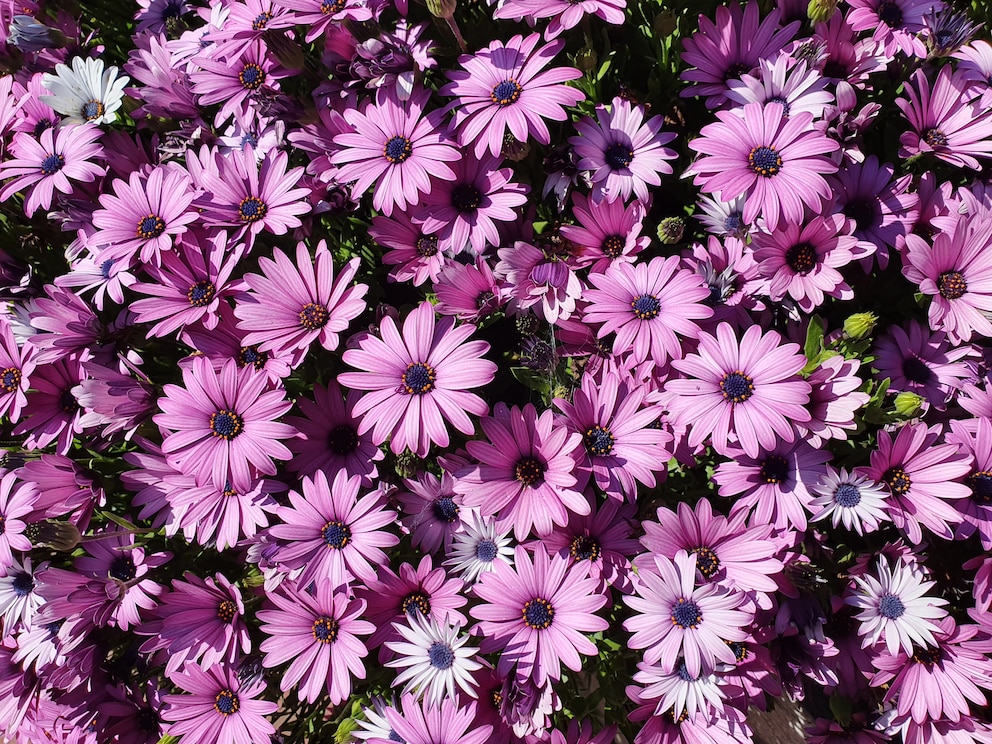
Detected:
[434,257,504,322]
[582,255,712,366]
[848,0,943,57]
[569,96,677,204]
[166,476,282,551]
[190,40,289,128]
[12,357,85,455]
[873,321,973,410]
[455,402,586,541]
[276,0,372,43]
[258,580,373,704]
[0,472,36,572]
[370,212,447,288]
[369,695,492,744]
[153,356,296,492]
[161,663,277,744]
[0,318,35,423]
[338,300,496,457]
[495,241,583,324]
[687,101,839,231]
[663,322,812,458]
[800,355,869,447]
[493,0,625,39]
[559,192,649,272]
[441,34,583,158]
[471,545,608,686]
[332,87,460,216]
[235,240,367,357]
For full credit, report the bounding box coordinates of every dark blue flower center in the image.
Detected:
[671,598,702,628]
[843,199,876,231]
[239,63,265,90]
[834,483,862,507]
[0,367,20,393]
[748,146,782,177]
[388,731,405,743]
[514,456,545,486]
[901,356,932,385]
[602,235,625,258]
[415,236,438,257]
[878,1,903,26]
[690,546,721,578]
[476,538,498,562]
[937,271,967,300]
[490,79,522,106]
[723,62,751,81]
[210,409,244,439]
[320,0,346,12]
[570,535,600,561]
[298,302,330,330]
[328,424,359,455]
[428,641,455,669]
[912,646,942,666]
[968,471,992,504]
[401,591,431,616]
[922,128,948,147]
[402,362,436,395]
[187,280,216,307]
[583,425,615,457]
[136,214,166,240]
[604,142,634,170]
[12,572,34,596]
[676,661,693,681]
[522,597,554,629]
[630,293,661,320]
[882,466,911,495]
[767,96,791,116]
[110,554,136,582]
[724,213,743,233]
[238,196,268,223]
[760,455,789,484]
[251,11,272,29]
[213,690,240,716]
[451,184,482,212]
[81,100,105,121]
[238,345,267,370]
[383,135,413,164]
[40,153,64,176]
[785,243,817,275]
[320,519,351,548]
[311,616,340,643]
[60,388,78,412]
[432,496,459,523]
[100,259,114,279]
[217,600,238,623]
[720,371,754,403]
[33,118,54,137]
[878,593,906,619]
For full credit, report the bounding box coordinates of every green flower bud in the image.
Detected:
[807,0,838,24]
[575,45,598,73]
[657,217,685,245]
[394,450,421,479]
[427,0,456,20]
[843,312,877,340]
[894,391,924,418]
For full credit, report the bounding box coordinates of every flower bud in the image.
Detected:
[807,0,838,24]
[575,45,597,72]
[427,0,456,20]
[894,391,924,418]
[843,312,876,340]
[657,217,685,245]
[394,450,421,479]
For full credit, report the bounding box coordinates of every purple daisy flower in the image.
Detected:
[0,123,104,217]
[190,40,289,128]
[153,356,296,492]
[554,368,672,501]
[434,257,504,322]
[455,402,586,541]
[569,96,677,204]
[258,580,373,704]
[235,240,367,356]
[277,0,372,43]
[0,318,35,423]
[90,165,198,266]
[396,470,464,554]
[332,87,460,216]
[725,56,832,121]
[161,662,277,744]
[339,300,496,457]
[947,418,992,549]
[583,255,712,366]
[848,0,943,57]
[370,212,447,287]
[873,321,973,410]
[441,34,583,158]
[559,192,649,272]
[663,322,811,458]
[493,0,625,39]
[687,101,839,231]
[682,235,767,331]
[495,241,583,324]
[471,545,608,686]
[801,355,870,447]
[166,476,282,551]
[624,550,750,677]
[267,470,398,590]
[369,695,492,744]
[867,422,973,545]
[12,357,85,455]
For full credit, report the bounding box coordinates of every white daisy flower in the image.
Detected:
[810,466,890,535]
[40,56,129,125]
[632,657,727,719]
[351,696,401,742]
[443,509,513,584]
[846,557,949,656]
[385,612,482,708]
[0,556,46,634]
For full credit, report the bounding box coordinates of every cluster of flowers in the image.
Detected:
[0,0,990,741]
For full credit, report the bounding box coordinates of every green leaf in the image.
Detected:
[804,315,825,363]
[829,694,853,727]
[97,510,142,532]
[511,366,552,396]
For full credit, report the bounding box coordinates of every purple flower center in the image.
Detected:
[912,646,943,667]
[723,62,751,81]
[216,599,238,623]
[388,731,406,743]
[601,235,625,259]
[100,259,114,279]
[328,424,359,455]
[476,290,496,312]
[670,598,702,628]
[415,236,438,257]
[724,213,743,233]
[238,345,267,370]
[729,641,749,661]
[81,99,105,121]
[321,519,352,548]
[0,367,21,393]
[514,456,545,486]
[401,591,432,616]
[833,483,861,507]
[136,214,166,240]
[187,280,216,307]
[33,118,54,137]
[238,196,268,223]
[843,199,876,231]
[785,243,817,275]
[476,538,498,562]
[110,554,137,582]
[760,455,789,484]
[402,362,437,395]
[40,153,64,176]
[320,0,346,13]
[719,371,754,403]
[383,135,413,164]
[877,592,906,619]
[522,597,555,629]
[748,146,782,177]
[210,409,244,440]
[604,142,634,170]
[239,63,266,90]
[630,293,661,320]
[968,470,992,504]
[60,388,78,413]
[299,302,330,330]
[689,546,721,578]
[922,128,948,148]
[901,356,932,385]
[676,661,693,682]
[882,466,911,494]
[877,1,903,26]
[213,690,240,716]
[937,270,967,299]
[570,535,601,561]
[583,425,615,457]
[428,641,455,669]
[136,708,159,733]
[451,184,482,212]
[432,496,459,523]
[311,616,340,643]
[490,79,523,107]
[252,11,272,29]
[767,96,791,117]
[11,571,33,597]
